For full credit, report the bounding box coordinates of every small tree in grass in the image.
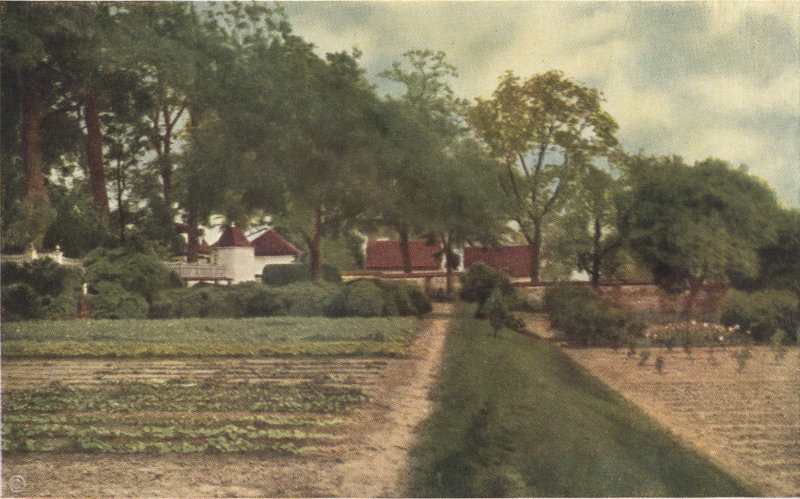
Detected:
[484,288,509,338]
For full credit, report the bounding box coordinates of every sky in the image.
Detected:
[281,1,800,208]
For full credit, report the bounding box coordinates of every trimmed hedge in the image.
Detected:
[720,289,799,342]
[150,279,429,319]
[261,263,341,286]
[543,283,643,347]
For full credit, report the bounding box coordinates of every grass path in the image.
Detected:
[404,303,753,497]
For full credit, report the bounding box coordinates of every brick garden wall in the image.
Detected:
[341,271,729,312]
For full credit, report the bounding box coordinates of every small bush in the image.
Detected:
[372,280,432,316]
[543,283,639,347]
[720,289,799,342]
[321,264,342,283]
[84,248,178,303]
[396,281,433,315]
[87,281,148,319]
[460,263,515,305]
[149,287,238,318]
[326,280,385,317]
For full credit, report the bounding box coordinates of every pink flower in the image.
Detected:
[690,320,697,326]
[728,327,735,332]
[718,335,724,342]
[654,334,659,339]
[746,330,751,335]
[703,322,709,328]
[644,332,651,338]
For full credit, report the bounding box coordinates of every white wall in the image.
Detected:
[213,247,257,284]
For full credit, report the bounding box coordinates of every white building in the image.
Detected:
[209,225,299,284]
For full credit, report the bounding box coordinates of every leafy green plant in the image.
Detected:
[84,247,179,303]
[720,289,799,342]
[460,263,515,307]
[87,281,149,319]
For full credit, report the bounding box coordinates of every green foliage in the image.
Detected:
[87,281,148,319]
[261,263,340,286]
[720,289,799,342]
[406,304,751,497]
[1,283,44,321]
[275,282,340,316]
[460,263,515,306]
[149,286,237,319]
[261,263,312,286]
[84,248,179,303]
[3,316,418,358]
[543,283,641,347]
[1,258,83,321]
[483,288,509,337]
[327,280,385,318]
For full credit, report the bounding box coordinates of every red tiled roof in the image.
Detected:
[212,225,253,248]
[463,245,531,278]
[251,229,299,256]
[365,240,442,271]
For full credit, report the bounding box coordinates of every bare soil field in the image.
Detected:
[1,303,452,497]
[565,346,800,496]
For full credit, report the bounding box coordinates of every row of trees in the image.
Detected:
[3,2,797,303]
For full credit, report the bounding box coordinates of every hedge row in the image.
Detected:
[150,279,431,319]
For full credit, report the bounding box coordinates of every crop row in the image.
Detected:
[4,380,367,414]
[2,437,318,455]
[4,422,334,440]
[3,413,343,427]
[2,339,412,359]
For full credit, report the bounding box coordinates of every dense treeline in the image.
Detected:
[2,2,798,311]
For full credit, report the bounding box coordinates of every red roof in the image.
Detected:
[463,245,531,278]
[212,225,252,248]
[251,229,299,256]
[198,239,212,255]
[365,240,442,271]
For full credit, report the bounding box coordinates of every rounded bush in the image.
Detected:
[274,282,340,316]
[1,283,44,321]
[261,264,312,286]
[87,281,148,319]
[326,280,385,317]
[84,248,178,303]
[721,289,799,342]
[460,263,515,305]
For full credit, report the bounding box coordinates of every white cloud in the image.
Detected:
[682,67,800,114]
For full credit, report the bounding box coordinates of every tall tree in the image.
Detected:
[467,70,618,280]
[623,155,782,315]
[377,50,463,273]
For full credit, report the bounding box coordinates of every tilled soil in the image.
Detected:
[566,346,800,496]
[1,303,453,497]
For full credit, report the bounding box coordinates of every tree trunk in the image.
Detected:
[84,93,110,224]
[443,235,454,295]
[161,133,173,206]
[308,207,323,280]
[398,223,412,274]
[529,222,542,281]
[20,67,48,199]
[186,210,199,263]
[590,216,602,288]
[681,276,703,319]
[115,156,125,244]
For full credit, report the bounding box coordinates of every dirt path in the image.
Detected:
[566,346,800,496]
[1,304,453,497]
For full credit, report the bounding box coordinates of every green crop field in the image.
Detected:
[2,316,418,358]
[2,378,363,455]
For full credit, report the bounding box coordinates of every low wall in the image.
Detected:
[515,280,729,312]
[341,271,729,312]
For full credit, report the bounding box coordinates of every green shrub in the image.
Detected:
[398,281,433,315]
[87,281,148,319]
[720,289,799,342]
[149,287,238,318]
[227,283,287,317]
[460,263,516,305]
[326,280,385,317]
[274,282,340,316]
[321,264,342,283]
[1,259,83,321]
[261,264,312,286]
[84,248,178,303]
[1,283,45,321]
[543,283,639,347]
